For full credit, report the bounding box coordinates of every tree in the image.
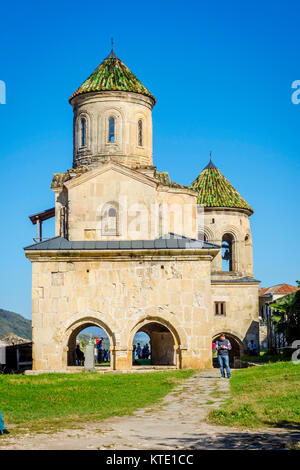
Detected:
[270,281,300,344]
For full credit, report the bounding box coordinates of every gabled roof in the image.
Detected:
[24,235,219,252]
[259,284,300,296]
[70,48,156,103]
[190,158,253,214]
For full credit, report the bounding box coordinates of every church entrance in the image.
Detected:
[132,322,175,367]
[212,333,242,368]
[67,324,111,367]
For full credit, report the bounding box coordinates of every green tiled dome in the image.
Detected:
[190,160,253,214]
[70,49,155,103]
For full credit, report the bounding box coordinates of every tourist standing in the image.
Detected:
[247,339,258,356]
[215,333,232,378]
[136,343,142,359]
[132,344,136,361]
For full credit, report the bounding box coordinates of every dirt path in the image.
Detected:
[1,369,300,450]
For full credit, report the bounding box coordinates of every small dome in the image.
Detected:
[70,48,156,103]
[190,158,253,214]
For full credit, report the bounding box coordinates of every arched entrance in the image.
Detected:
[65,319,114,368]
[132,322,176,366]
[212,333,242,367]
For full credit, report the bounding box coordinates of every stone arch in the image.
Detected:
[129,316,186,368]
[218,225,241,242]
[198,226,214,242]
[61,316,116,369]
[220,226,241,272]
[212,330,243,367]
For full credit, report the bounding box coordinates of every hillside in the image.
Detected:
[0,309,32,340]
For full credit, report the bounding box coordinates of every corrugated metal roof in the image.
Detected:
[24,234,220,251]
[212,277,260,284]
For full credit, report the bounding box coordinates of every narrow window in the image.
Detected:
[108,117,115,143]
[108,207,117,232]
[81,118,86,147]
[222,233,234,271]
[138,120,143,146]
[215,302,226,316]
[102,205,118,235]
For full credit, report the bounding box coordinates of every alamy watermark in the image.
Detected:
[291,340,300,363]
[0,80,6,104]
[93,197,205,242]
[291,80,300,104]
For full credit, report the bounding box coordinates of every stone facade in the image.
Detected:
[211,281,259,349]
[27,249,217,371]
[25,48,260,372]
[202,209,254,278]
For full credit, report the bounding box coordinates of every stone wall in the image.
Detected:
[211,282,260,350]
[54,161,198,241]
[27,249,216,372]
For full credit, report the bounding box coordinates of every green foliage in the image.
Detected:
[209,362,300,428]
[270,281,300,344]
[0,309,32,340]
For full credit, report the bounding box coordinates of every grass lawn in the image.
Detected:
[0,370,194,434]
[209,361,300,428]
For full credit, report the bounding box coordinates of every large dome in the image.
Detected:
[70,48,156,103]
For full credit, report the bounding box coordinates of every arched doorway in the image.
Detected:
[222,233,234,271]
[132,322,176,366]
[212,333,242,368]
[66,321,112,368]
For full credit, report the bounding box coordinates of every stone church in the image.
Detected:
[25,47,259,372]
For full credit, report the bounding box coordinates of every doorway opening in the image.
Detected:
[132,322,175,366]
[67,324,111,367]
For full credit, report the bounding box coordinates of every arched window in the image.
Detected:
[222,233,234,272]
[102,205,118,235]
[81,117,86,147]
[197,230,207,242]
[108,117,115,143]
[138,120,143,146]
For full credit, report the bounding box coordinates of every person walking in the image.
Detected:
[215,333,232,378]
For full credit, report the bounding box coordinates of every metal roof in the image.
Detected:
[211,277,260,284]
[24,234,220,251]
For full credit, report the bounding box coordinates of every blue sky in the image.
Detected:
[0,0,299,319]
